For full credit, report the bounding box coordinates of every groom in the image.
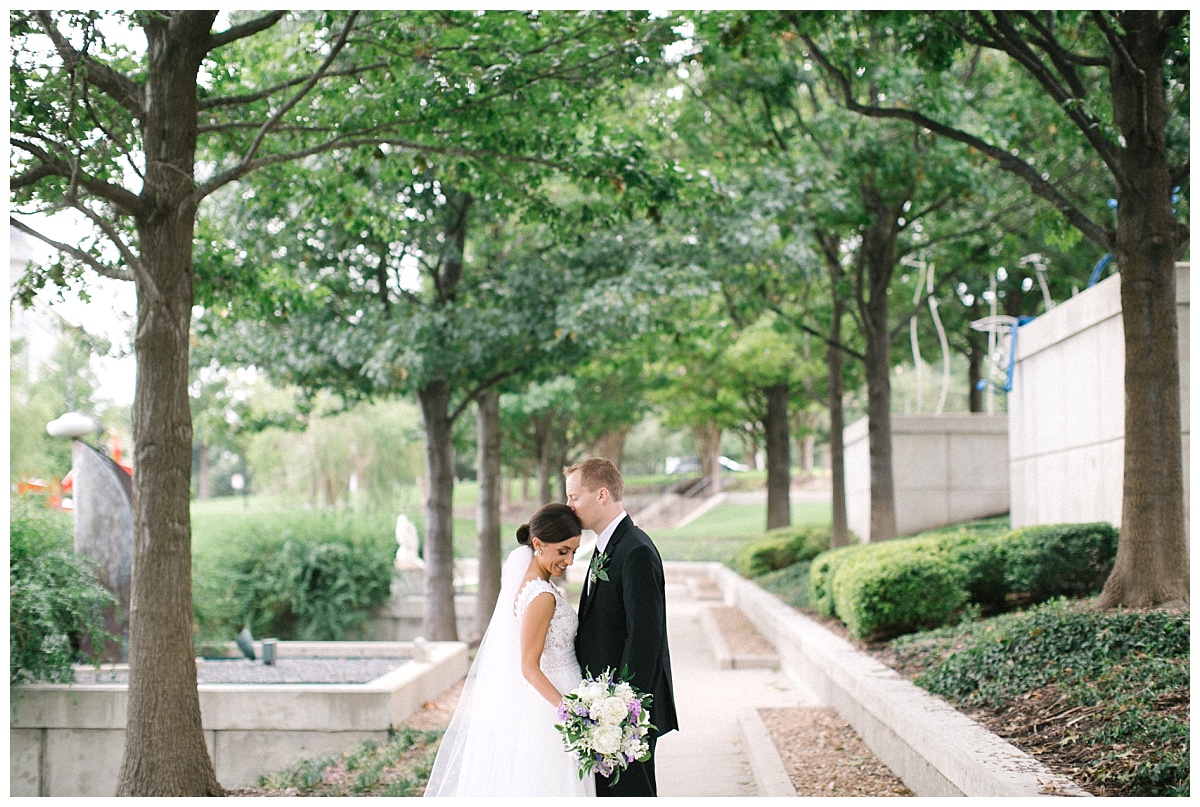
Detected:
[567,457,678,797]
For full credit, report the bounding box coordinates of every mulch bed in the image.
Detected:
[758,706,914,797]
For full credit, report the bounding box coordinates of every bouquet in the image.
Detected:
[556,667,654,783]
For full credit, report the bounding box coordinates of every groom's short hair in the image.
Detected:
[564,457,624,502]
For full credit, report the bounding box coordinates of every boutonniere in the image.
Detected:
[588,551,611,587]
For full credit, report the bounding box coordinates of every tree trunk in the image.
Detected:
[693,422,721,481]
[534,414,555,505]
[196,445,210,500]
[475,388,502,637]
[801,433,815,472]
[1096,12,1189,608]
[859,188,903,541]
[818,231,853,548]
[116,12,221,797]
[418,380,458,640]
[745,435,760,471]
[765,382,791,530]
[590,426,629,468]
[827,323,850,547]
[967,335,985,413]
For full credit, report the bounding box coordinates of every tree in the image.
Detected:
[683,13,1028,540]
[726,314,823,529]
[13,9,628,792]
[801,10,1190,606]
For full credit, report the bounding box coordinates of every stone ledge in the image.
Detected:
[699,606,780,671]
[737,708,797,797]
[702,563,1090,798]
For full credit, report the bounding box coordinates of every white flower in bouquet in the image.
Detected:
[578,681,606,705]
[613,681,635,702]
[592,724,624,755]
[596,695,629,725]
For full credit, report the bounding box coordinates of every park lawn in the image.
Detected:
[652,500,832,562]
[192,481,825,566]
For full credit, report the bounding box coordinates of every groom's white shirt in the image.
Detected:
[587,509,627,594]
[594,510,627,555]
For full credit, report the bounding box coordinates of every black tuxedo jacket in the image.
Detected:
[575,514,679,743]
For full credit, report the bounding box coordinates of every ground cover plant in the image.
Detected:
[883,600,1190,797]
[237,727,445,797]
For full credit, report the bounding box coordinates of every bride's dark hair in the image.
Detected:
[516,502,582,546]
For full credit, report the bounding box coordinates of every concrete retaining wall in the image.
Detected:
[702,563,1089,798]
[844,414,1010,541]
[1009,263,1190,534]
[10,640,469,797]
[370,592,479,643]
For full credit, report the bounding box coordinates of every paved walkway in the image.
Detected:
[653,571,822,797]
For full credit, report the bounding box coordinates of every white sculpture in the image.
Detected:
[47,411,102,439]
[395,514,423,570]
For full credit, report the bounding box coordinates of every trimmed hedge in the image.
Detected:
[997,522,1119,601]
[828,532,979,640]
[803,520,1120,641]
[730,524,835,578]
[807,544,867,617]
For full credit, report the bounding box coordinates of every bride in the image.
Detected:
[424,502,596,797]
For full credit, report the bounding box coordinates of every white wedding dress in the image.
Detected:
[424,546,595,797]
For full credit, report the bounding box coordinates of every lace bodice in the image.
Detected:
[515,578,581,685]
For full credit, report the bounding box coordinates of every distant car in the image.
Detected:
[719,456,749,472]
[665,456,748,474]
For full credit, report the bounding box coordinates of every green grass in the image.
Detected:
[192,482,822,566]
[652,501,832,563]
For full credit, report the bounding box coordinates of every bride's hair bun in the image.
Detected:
[516,502,581,548]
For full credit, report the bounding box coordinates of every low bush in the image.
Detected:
[805,519,1115,640]
[9,495,116,684]
[805,543,869,617]
[730,524,833,578]
[193,510,397,644]
[829,534,975,640]
[996,522,1119,602]
[891,599,1190,797]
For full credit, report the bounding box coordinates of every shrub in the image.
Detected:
[731,524,833,578]
[806,544,867,617]
[997,522,1119,602]
[193,510,397,644]
[830,536,972,640]
[9,495,116,684]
